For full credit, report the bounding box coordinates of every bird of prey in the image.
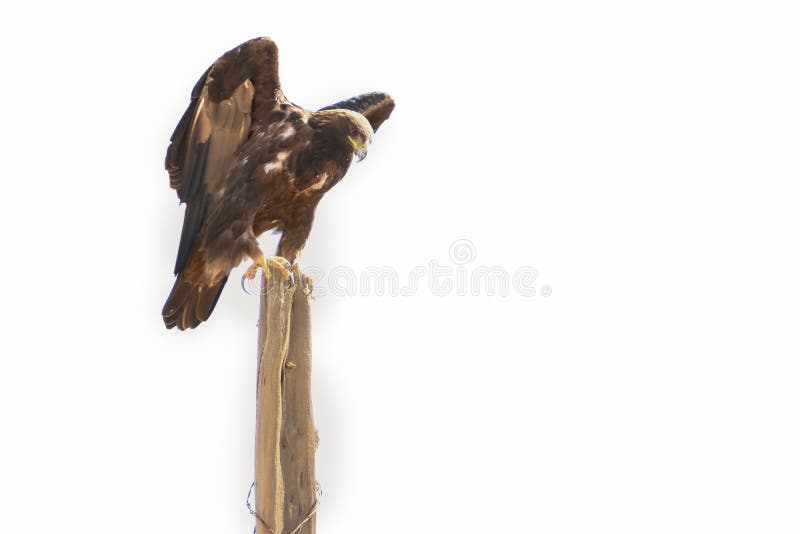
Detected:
[162,37,394,330]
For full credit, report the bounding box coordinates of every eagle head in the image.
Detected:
[315,109,374,162]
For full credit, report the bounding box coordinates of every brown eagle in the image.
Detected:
[162,37,394,330]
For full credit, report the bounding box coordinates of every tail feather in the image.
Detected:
[162,275,228,330]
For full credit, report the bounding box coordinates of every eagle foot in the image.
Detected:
[242,256,294,287]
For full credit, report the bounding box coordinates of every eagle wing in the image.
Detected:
[319,92,395,132]
[165,38,282,274]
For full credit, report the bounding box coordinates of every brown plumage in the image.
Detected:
[162,37,394,330]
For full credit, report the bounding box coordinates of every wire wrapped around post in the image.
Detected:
[254,264,317,534]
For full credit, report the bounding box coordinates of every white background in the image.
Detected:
[1,1,799,533]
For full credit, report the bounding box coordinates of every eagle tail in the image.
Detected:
[162,274,228,330]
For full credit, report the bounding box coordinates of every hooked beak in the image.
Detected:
[349,135,369,162]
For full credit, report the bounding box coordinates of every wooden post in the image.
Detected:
[255,265,317,534]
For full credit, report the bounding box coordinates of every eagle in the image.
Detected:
[162,37,394,330]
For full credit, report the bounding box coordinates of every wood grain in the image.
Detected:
[255,266,317,534]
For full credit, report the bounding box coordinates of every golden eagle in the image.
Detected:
[162,37,394,330]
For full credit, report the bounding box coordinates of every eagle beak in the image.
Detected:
[349,135,368,162]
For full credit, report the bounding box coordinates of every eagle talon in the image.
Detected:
[240,256,295,293]
[272,257,295,287]
[240,261,262,294]
[241,256,293,283]
[240,273,253,294]
[266,256,293,283]
[243,262,263,280]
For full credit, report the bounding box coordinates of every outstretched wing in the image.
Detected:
[165,37,282,274]
[319,92,395,132]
